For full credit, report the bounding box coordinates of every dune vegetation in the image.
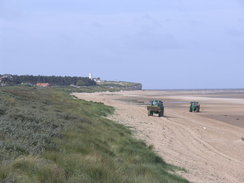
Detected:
[0,86,189,183]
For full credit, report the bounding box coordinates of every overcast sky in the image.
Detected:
[0,0,244,89]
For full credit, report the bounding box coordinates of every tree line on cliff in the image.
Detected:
[0,74,96,86]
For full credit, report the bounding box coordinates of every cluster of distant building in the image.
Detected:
[88,73,103,83]
[36,83,50,87]
[0,75,49,87]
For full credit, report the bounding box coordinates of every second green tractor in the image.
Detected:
[189,101,200,112]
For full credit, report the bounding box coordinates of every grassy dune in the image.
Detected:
[0,87,189,183]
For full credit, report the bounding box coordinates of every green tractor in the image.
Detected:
[189,101,200,112]
[147,100,164,117]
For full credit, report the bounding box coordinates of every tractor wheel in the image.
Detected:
[197,107,200,112]
[189,108,192,112]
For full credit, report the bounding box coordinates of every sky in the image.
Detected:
[0,0,244,89]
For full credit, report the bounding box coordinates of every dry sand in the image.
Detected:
[74,90,244,183]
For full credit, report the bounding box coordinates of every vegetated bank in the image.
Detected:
[97,81,142,90]
[0,74,142,90]
[0,86,189,183]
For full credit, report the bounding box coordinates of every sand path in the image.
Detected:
[74,91,244,183]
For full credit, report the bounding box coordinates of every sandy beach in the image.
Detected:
[74,90,244,183]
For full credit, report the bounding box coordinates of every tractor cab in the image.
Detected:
[150,100,164,109]
[191,101,199,106]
